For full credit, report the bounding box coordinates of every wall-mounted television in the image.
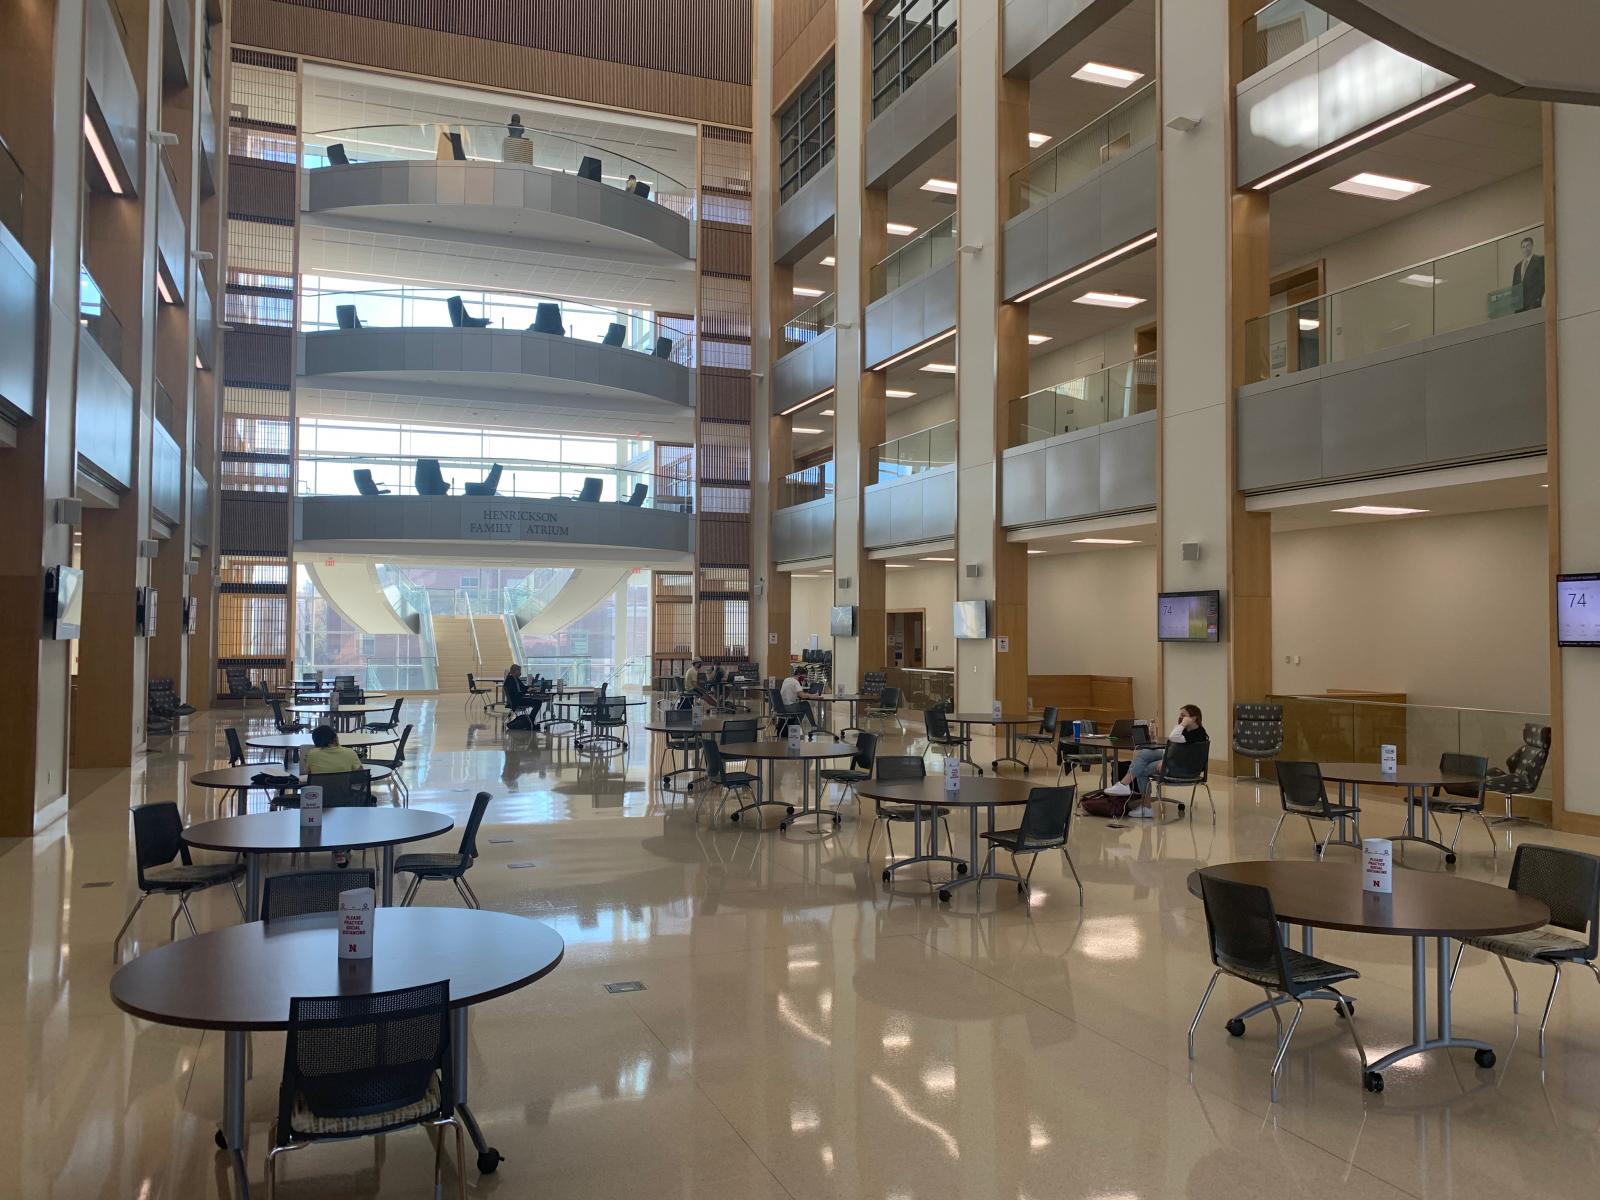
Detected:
[829,605,856,636]
[1557,574,1600,646]
[1157,590,1221,643]
[44,565,85,640]
[136,586,157,638]
[953,600,988,640]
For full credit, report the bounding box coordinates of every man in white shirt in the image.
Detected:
[778,665,811,734]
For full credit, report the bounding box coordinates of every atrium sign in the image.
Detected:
[464,503,574,542]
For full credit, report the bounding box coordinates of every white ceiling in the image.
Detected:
[1249,456,1548,531]
[1026,0,1157,142]
[1009,510,1158,555]
[1024,246,1157,346]
[884,140,961,238]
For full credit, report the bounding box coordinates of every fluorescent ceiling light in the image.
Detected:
[886,222,918,236]
[1027,131,1052,148]
[793,285,825,297]
[1027,333,1052,345]
[1332,505,1430,516]
[1400,273,1441,287]
[195,354,204,368]
[820,255,837,267]
[920,362,957,374]
[1072,537,1140,545]
[1072,62,1144,88]
[793,426,825,435]
[84,115,123,195]
[887,563,910,568]
[792,574,818,578]
[885,388,917,399]
[1011,231,1158,304]
[1330,172,1431,201]
[873,327,955,371]
[921,556,954,562]
[1297,317,1320,330]
[779,386,834,416]
[1026,549,1046,555]
[156,273,174,304]
[1073,291,1145,309]
[920,178,958,195]
[819,408,835,416]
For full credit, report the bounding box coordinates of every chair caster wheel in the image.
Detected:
[938,889,952,902]
[991,761,999,771]
[215,1129,228,1150]
[833,815,843,825]
[778,821,789,831]
[1022,766,1030,774]
[882,869,892,882]
[1474,1048,1496,1069]
[786,806,795,815]
[729,812,741,823]
[956,863,968,875]
[1017,883,1026,894]
[1225,1018,1246,1038]
[1363,1071,1384,1093]
[1446,853,1457,865]
[477,1147,503,1174]
[1178,803,1187,814]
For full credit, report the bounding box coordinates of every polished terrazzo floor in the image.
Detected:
[5,697,1599,1199]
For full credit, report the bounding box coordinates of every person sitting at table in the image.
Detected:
[1103,704,1207,818]
[779,664,814,731]
[504,663,530,711]
[303,724,362,775]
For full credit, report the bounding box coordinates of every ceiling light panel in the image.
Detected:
[886,222,917,236]
[1072,62,1144,88]
[1329,172,1430,201]
[792,286,825,297]
[1027,333,1052,345]
[885,389,917,399]
[920,178,958,195]
[919,363,957,374]
[1332,506,1430,516]
[1072,537,1140,545]
[1073,291,1145,309]
[1027,131,1052,148]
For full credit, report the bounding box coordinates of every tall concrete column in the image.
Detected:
[750,0,780,677]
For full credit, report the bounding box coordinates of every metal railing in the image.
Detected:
[503,568,573,628]
[1242,0,1339,76]
[780,461,834,508]
[300,283,696,368]
[1244,225,1545,384]
[783,292,837,350]
[870,214,956,301]
[1011,354,1158,447]
[302,122,696,218]
[874,420,956,484]
[1010,82,1157,213]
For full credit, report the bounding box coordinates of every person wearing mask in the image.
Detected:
[303,725,362,775]
[1104,704,1207,819]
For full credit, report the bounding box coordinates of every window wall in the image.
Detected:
[778,60,835,202]
[871,0,956,115]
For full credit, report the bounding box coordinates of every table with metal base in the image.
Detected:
[189,764,395,818]
[245,730,399,768]
[719,740,859,834]
[942,713,1039,774]
[110,909,564,1198]
[811,693,868,737]
[286,702,395,731]
[645,716,731,791]
[1187,860,1548,1091]
[1318,762,1483,864]
[857,776,1038,901]
[1058,732,1148,791]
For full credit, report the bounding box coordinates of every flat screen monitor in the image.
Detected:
[829,605,856,636]
[953,600,988,640]
[137,586,157,638]
[45,565,85,639]
[1157,590,1221,643]
[1557,574,1600,646]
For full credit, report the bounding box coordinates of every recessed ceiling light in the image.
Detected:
[1026,549,1046,555]
[1072,62,1144,88]
[793,426,825,435]
[885,388,917,399]
[819,408,835,416]
[1073,291,1146,309]
[920,178,958,195]
[1027,131,1052,148]
[1332,505,1430,516]
[1330,172,1430,201]
[820,255,837,267]
[156,273,174,304]
[819,568,832,573]
[886,222,918,236]
[1027,333,1052,345]
[921,556,954,562]
[1297,317,1320,331]
[1072,537,1140,545]
[920,363,957,374]
[887,563,910,568]
[1399,273,1441,287]
[83,115,123,195]
[792,574,818,578]
[793,285,825,298]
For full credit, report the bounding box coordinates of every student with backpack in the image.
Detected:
[1103,704,1207,818]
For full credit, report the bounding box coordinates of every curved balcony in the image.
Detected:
[301,123,694,264]
[297,286,695,421]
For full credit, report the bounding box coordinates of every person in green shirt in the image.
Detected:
[303,725,361,775]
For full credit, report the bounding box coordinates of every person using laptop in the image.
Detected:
[1104,704,1207,818]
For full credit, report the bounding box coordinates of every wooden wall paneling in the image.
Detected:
[774,0,836,113]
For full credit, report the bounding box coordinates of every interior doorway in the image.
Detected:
[886,609,924,670]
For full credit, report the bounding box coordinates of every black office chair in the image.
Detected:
[1233,702,1284,781]
[979,785,1083,905]
[112,802,246,962]
[305,770,376,809]
[415,458,451,495]
[395,791,492,908]
[577,155,602,181]
[465,673,493,712]
[1489,723,1552,832]
[1151,737,1214,822]
[718,718,758,768]
[1190,873,1370,1099]
[268,697,306,734]
[1430,751,1493,860]
[1270,760,1360,858]
[867,686,904,734]
[864,755,952,868]
[632,180,650,199]
[1016,707,1059,771]
[653,335,674,359]
[700,737,763,824]
[262,868,377,921]
[576,477,603,502]
[266,981,466,1199]
[362,724,414,805]
[353,468,389,496]
[335,304,362,330]
[602,322,626,347]
[531,302,565,335]
[622,483,647,506]
[820,731,877,817]
[924,708,975,772]
[578,697,629,754]
[325,142,350,165]
[462,464,502,496]
[446,295,491,328]
[363,698,404,734]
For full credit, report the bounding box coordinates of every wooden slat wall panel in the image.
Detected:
[774,0,835,112]
[226,158,296,223]
[232,1,752,128]
[218,492,290,554]
[223,326,294,389]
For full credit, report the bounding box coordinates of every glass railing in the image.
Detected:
[78,264,127,374]
[780,461,834,508]
[1011,354,1158,447]
[294,633,439,692]
[1010,82,1157,213]
[302,122,695,219]
[300,283,696,368]
[503,567,573,626]
[783,292,837,350]
[874,420,956,484]
[1268,694,1552,802]
[297,451,695,512]
[1243,226,1544,384]
[889,666,954,711]
[0,135,22,241]
[1242,0,1339,76]
[870,214,956,301]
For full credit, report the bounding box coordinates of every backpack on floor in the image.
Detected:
[506,714,539,732]
[1079,789,1135,818]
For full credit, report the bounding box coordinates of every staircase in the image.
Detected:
[431,615,517,693]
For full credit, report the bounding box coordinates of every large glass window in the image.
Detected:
[871,0,956,116]
[778,61,835,203]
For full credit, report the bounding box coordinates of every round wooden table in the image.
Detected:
[1059,731,1149,789]
[1186,860,1549,1090]
[110,909,564,1194]
[183,808,454,918]
[809,692,871,735]
[1318,761,1484,862]
[857,775,1040,898]
[246,729,399,765]
[719,739,860,832]
[941,712,1040,774]
[287,701,396,731]
[189,763,394,817]
[644,715,739,791]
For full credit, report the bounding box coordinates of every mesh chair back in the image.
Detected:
[459,792,492,860]
[875,756,926,782]
[269,698,296,733]
[1437,752,1488,803]
[875,686,901,711]
[1232,702,1285,756]
[1505,724,1553,791]
[1162,738,1211,783]
[280,981,453,1132]
[306,770,375,808]
[925,708,951,740]
[263,869,377,921]
[852,731,879,772]
[131,802,187,885]
[390,724,413,766]
[1275,760,1331,816]
[664,708,692,730]
[720,719,757,746]
[225,726,247,766]
[1508,845,1600,954]
[1198,874,1294,993]
[1017,786,1075,849]
[594,698,627,727]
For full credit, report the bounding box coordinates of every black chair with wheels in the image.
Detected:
[602,322,626,347]
[531,302,564,335]
[446,295,491,328]
[1151,737,1214,822]
[1430,752,1494,861]
[1016,707,1058,771]
[395,791,491,909]
[113,802,245,962]
[819,730,877,817]
[864,756,953,867]
[653,335,673,359]
[1270,761,1360,858]
[578,697,629,754]
[1189,873,1370,1100]
[866,686,904,734]
[577,155,602,181]
[700,737,767,824]
[363,725,414,805]
[1489,724,1552,833]
[325,143,350,165]
[415,458,451,495]
[1233,702,1284,781]
[353,469,389,496]
[265,980,466,1200]
[462,464,502,496]
[268,697,307,734]
[1448,843,1600,1056]
[924,708,975,773]
[978,785,1083,905]
[335,304,362,330]
[262,868,377,921]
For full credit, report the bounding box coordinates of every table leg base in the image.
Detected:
[1225,988,1349,1026]
[936,870,1025,903]
[780,806,847,836]
[660,767,703,792]
[1368,1036,1495,1076]
[990,755,1028,773]
[883,854,966,884]
[1392,833,1457,863]
[456,1101,503,1174]
[728,799,792,825]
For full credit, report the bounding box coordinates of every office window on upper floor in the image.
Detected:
[779,61,835,204]
[872,0,956,116]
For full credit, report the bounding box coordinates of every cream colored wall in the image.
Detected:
[885,565,956,669]
[1025,321,1142,392]
[1026,548,1160,716]
[884,389,956,441]
[789,573,833,656]
[1272,507,1549,712]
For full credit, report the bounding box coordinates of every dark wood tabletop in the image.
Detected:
[645,716,736,734]
[1185,860,1550,938]
[1064,734,1148,749]
[856,775,1043,809]
[1317,761,1482,788]
[110,909,565,1031]
[291,692,389,702]
[944,713,1039,726]
[182,808,453,854]
[190,764,394,789]
[246,731,400,750]
[720,740,859,760]
[287,702,394,715]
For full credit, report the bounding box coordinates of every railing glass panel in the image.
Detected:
[783,292,837,351]
[1011,354,1158,447]
[1010,83,1156,213]
[0,135,22,241]
[79,263,127,374]
[780,461,834,508]
[869,214,956,301]
[875,420,955,484]
[1242,0,1338,76]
